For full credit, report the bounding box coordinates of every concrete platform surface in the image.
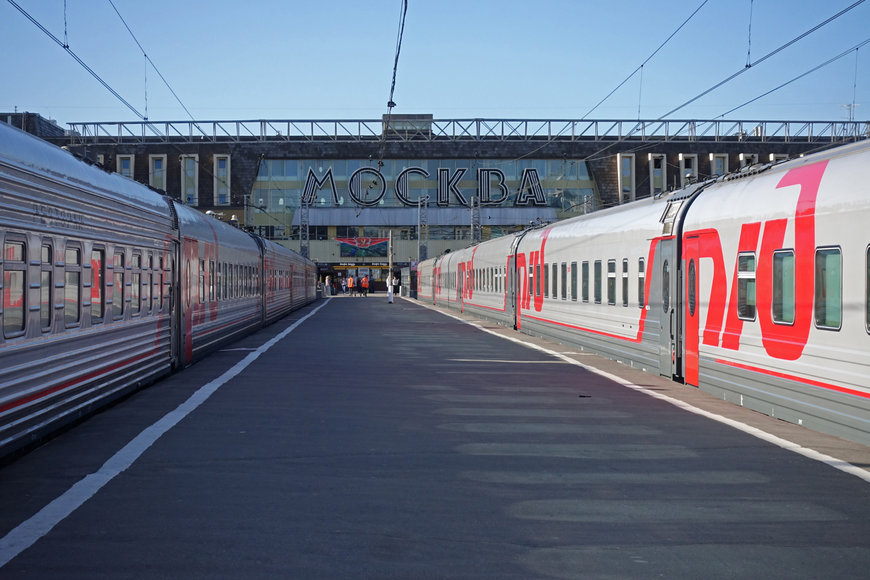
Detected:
[0,295,869,579]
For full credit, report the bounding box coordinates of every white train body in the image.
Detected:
[418,139,870,445]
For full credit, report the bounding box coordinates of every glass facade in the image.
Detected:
[252,157,597,216]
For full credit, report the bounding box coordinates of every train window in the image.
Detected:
[772,250,795,324]
[551,263,558,299]
[561,263,567,300]
[150,255,158,311]
[91,249,104,324]
[607,260,616,305]
[814,248,841,330]
[3,240,26,337]
[544,263,549,298]
[570,262,578,301]
[688,259,697,317]
[186,260,192,307]
[199,259,206,303]
[158,257,164,310]
[535,263,542,298]
[662,260,670,313]
[113,253,125,319]
[222,263,228,299]
[131,255,141,315]
[209,261,215,301]
[41,244,53,330]
[737,253,756,320]
[65,247,81,326]
[581,261,589,302]
[528,268,533,297]
[594,260,602,304]
[142,256,151,312]
[622,259,629,307]
[638,258,646,308]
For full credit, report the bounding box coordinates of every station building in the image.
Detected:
[6,112,866,287]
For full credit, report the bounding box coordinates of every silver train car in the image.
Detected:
[0,122,316,459]
[418,139,870,446]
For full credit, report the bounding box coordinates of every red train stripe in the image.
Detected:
[714,358,870,400]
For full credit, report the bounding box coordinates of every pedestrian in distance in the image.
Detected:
[361,275,369,297]
[347,275,355,296]
[341,278,347,295]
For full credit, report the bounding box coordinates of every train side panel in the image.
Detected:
[176,204,263,366]
[513,197,678,375]
[682,141,870,444]
[0,123,176,455]
[449,234,517,326]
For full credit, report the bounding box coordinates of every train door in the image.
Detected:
[168,246,182,369]
[507,254,518,328]
[683,235,701,386]
[508,231,530,330]
[657,238,679,378]
[458,261,465,313]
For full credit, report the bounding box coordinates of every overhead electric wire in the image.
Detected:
[579,0,868,166]
[659,0,867,119]
[107,0,203,130]
[580,0,709,120]
[716,37,870,119]
[368,0,408,217]
[7,0,146,120]
[509,0,709,166]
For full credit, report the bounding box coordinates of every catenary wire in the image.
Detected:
[107,0,204,131]
[715,37,870,119]
[7,0,146,120]
[659,0,866,119]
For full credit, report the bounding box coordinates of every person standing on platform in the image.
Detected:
[341,277,347,295]
[347,275,355,296]
[361,275,369,297]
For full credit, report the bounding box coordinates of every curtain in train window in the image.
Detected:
[772,251,795,324]
[622,259,629,307]
[737,253,756,320]
[607,260,616,305]
[814,248,841,330]
[638,258,645,308]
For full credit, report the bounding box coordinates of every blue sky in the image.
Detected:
[1,0,867,127]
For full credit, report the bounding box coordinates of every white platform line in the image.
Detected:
[0,300,330,568]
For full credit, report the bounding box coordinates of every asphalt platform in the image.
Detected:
[1,293,870,579]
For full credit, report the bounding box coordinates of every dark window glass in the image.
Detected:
[773,251,795,324]
[814,248,841,330]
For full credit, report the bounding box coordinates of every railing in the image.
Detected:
[65,118,870,145]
